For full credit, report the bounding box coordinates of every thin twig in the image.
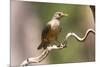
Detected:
[20,28,95,66]
[66,29,95,41]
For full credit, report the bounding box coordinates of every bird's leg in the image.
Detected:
[56,37,67,48]
[61,39,67,48]
[56,40,60,45]
[55,37,61,45]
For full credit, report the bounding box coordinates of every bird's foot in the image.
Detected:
[57,43,67,48]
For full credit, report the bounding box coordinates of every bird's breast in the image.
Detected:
[47,27,60,41]
[47,19,60,41]
[48,19,60,30]
[51,22,60,30]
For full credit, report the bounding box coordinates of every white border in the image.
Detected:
[20,0,95,5]
[0,0,99,67]
[0,0,10,67]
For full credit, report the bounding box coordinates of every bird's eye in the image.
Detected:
[58,13,61,16]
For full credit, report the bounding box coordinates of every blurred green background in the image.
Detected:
[31,2,95,64]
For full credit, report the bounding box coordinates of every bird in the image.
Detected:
[37,12,68,50]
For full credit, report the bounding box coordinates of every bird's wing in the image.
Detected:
[59,26,62,32]
[42,24,51,39]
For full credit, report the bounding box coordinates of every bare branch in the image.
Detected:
[66,29,95,41]
[20,28,95,66]
[20,50,49,66]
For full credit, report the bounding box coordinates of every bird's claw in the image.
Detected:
[57,43,67,48]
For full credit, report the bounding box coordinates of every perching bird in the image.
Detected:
[37,12,68,50]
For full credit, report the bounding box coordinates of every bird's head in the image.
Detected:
[53,12,68,19]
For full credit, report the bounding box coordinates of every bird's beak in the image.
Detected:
[63,13,68,16]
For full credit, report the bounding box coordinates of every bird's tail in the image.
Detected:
[37,42,48,50]
[37,43,43,49]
